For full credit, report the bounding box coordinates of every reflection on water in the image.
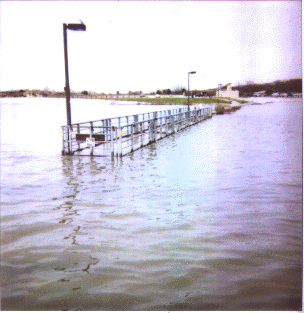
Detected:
[0,98,302,310]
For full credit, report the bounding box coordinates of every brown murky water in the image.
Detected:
[1,98,302,310]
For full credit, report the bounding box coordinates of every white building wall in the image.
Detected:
[216,89,239,98]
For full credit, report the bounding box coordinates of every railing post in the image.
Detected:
[110,126,114,157]
[131,124,134,152]
[102,120,105,140]
[68,125,72,155]
[109,119,112,140]
[180,112,183,130]
[108,119,111,142]
[153,112,157,141]
[171,114,175,134]
[153,120,155,142]
[148,120,151,143]
[102,120,108,141]
[140,122,143,147]
[61,126,65,155]
[89,122,94,156]
[119,127,123,157]
[165,113,168,135]
[110,125,113,157]
[134,115,139,133]
[159,111,162,138]
[104,120,107,141]
[149,119,154,143]
[115,127,118,157]
[77,124,80,150]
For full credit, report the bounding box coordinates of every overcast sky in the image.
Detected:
[1,1,302,93]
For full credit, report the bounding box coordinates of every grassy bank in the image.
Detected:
[215,104,243,114]
[219,97,248,104]
[107,97,231,105]
[233,99,248,104]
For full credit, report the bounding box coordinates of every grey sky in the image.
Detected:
[1,1,301,93]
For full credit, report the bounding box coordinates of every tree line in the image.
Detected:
[151,86,186,95]
[152,78,302,97]
[234,78,302,96]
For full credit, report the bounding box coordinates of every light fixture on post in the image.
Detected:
[188,71,196,110]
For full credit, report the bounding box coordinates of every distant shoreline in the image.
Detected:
[0,90,233,105]
[1,90,300,106]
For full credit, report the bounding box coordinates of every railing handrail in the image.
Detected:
[61,107,210,128]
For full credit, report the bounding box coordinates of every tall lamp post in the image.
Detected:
[63,22,86,127]
[188,71,196,110]
[217,83,222,104]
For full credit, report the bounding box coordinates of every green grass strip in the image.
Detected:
[106,97,231,105]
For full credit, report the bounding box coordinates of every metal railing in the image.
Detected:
[61,106,212,157]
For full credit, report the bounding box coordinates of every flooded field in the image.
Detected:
[1,97,302,310]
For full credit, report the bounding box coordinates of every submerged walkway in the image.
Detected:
[61,106,212,157]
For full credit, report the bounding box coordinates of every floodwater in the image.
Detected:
[1,97,302,310]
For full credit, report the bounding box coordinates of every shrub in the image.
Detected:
[215,104,225,114]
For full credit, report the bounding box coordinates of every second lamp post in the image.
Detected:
[188,71,196,110]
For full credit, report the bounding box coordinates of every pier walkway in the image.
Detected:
[61,106,212,157]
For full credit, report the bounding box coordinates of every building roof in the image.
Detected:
[219,83,232,90]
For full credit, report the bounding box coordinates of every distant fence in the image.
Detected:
[61,106,212,157]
